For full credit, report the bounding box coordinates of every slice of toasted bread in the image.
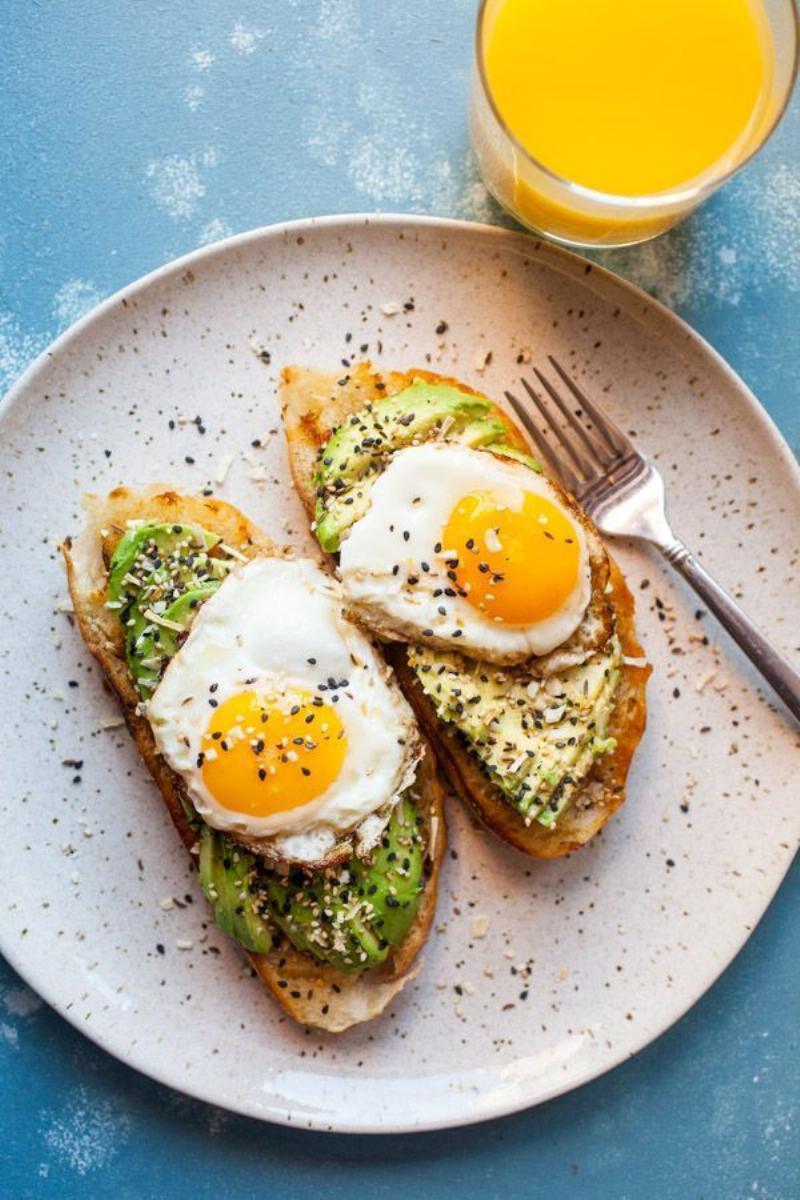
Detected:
[62,485,446,1032]
[280,363,651,859]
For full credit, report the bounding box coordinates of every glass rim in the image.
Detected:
[474,0,800,210]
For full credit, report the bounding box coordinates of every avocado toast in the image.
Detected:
[281,362,650,858]
[62,485,445,1031]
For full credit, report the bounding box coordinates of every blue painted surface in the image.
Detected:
[1,2,797,1196]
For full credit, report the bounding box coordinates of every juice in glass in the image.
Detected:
[470,0,798,247]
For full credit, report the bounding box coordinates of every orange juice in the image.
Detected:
[473,0,783,245]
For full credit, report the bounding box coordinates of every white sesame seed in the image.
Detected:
[214,453,234,485]
[471,914,490,939]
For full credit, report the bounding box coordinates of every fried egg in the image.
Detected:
[337,442,606,665]
[147,557,421,864]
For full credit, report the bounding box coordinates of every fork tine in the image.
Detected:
[532,366,617,470]
[547,356,630,458]
[520,377,591,480]
[504,390,581,492]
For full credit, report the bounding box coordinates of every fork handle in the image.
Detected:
[661,540,800,723]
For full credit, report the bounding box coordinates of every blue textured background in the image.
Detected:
[1,2,797,1196]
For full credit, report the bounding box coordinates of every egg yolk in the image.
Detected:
[200,689,347,818]
[442,490,580,626]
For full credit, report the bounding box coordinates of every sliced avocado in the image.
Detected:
[108,521,233,698]
[264,870,385,973]
[348,798,424,948]
[447,416,509,448]
[483,442,542,473]
[408,638,622,828]
[199,827,273,954]
[199,800,424,970]
[317,381,493,491]
[261,798,425,973]
[108,522,219,605]
[129,582,220,698]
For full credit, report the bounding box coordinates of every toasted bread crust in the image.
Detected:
[63,485,445,1031]
[280,363,650,858]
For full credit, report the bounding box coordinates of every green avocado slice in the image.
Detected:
[108,522,233,699]
[129,583,220,698]
[446,416,509,447]
[317,381,493,488]
[198,827,273,954]
[108,522,220,606]
[482,442,542,472]
[261,798,425,973]
[263,871,385,972]
[348,799,424,948]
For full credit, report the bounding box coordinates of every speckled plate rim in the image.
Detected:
[0,213,797,1135]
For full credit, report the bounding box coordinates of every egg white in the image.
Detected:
[147,557,421,863]
[337,442,593,664]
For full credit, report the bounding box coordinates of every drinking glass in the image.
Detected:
[470,0,798,248]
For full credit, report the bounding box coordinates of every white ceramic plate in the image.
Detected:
[1,216,797,1134]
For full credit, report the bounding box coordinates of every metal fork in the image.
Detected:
[505,356,800,723]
